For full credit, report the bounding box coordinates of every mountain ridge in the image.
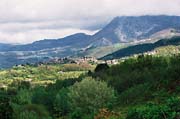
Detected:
[2,15,180,51]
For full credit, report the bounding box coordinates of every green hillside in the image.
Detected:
[0,55,180,119]
[154,45,180,56]
[102,37,180,60]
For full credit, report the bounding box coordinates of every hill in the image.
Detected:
[0,55,179,119]
[102,37,180,60]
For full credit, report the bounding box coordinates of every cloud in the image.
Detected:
[0,0,180,44]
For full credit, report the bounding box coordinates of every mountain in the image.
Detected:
[0,43,12,51]
[101,37,180,60]
[2,15,180,51]
[89,15,180,46]
[1,15,180,68]
[1,33,91,51]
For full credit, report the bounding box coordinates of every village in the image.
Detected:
[47,56,119,65]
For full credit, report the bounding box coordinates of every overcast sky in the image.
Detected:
[0,0,180,44]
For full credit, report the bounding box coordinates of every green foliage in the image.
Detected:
[126,97,180,119]
[31,87,54,112]
[47,78,82,92]
[14,104,51,119]
[68,78,116,115]
[94,55,180,104]
[0,64,86,84]
[18,111,39,119]
[53,88,70,117]
[126,104,175,119]
[166,97,180,113]
[13,89,32,105]
[118,83,152,105]
[1,55,180,119]
[0,91,13,119]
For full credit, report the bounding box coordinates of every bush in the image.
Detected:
[17,111,39,119]
[68,78,116,116]
[166,97,180,113]
[14,104,51,119]
[126,97,180,119]
[118,83,152,105]
[126,104,175,119]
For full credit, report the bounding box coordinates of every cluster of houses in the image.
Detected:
[35,56,119,65]
[74,57,119,65]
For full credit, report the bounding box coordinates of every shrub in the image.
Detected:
[126,97,180,119]
[126,104,175,119]
[166,97,180,113]
[18,111,39,119]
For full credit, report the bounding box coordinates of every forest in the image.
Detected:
[0,55,180,119]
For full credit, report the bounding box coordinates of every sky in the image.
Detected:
[0,0,180,44]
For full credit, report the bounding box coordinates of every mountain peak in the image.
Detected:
[90,15,180,46]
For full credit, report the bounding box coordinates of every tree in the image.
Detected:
[53,88,70,117]
[31,87,54,112]
[13,89,32,105]
[94,63,109,73]
[0,91,12,119]
[68,78,116,116]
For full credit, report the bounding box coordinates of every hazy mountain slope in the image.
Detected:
[101,37,180,60]
[1,33,91,51]
[0,43,12,51]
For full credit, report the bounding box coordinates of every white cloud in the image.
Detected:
[0,0,180,44]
